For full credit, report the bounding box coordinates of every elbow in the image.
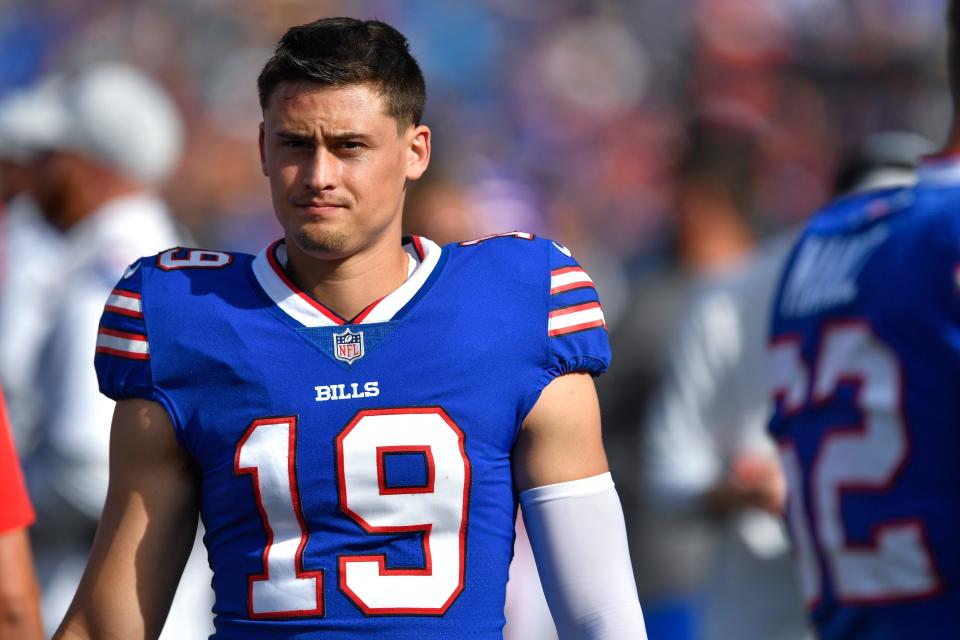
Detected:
[0,592,44,640]
[556,599,648,640]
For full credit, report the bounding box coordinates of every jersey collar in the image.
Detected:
[251,236,441,327]
[918,154,960,186]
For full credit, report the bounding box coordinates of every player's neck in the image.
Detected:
[283,232,411,321]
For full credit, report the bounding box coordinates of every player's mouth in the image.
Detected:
[294,201,349,216]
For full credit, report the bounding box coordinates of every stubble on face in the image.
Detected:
[292,224,349,255]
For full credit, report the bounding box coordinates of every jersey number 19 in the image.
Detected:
[235,407,471,618]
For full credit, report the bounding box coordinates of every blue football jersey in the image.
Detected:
[768,159,960,639]
[95,233,609,639]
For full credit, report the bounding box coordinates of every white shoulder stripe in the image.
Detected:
[548,302,606,336]
[105,289,143,317]
[96,328,150,359]
[550,268,594,295]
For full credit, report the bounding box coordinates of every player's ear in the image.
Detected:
[405,124,430,181]
[259,122,269,177]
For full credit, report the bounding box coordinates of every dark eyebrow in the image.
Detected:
[326,132,373,144]
[275,131,314,141]
[274,130,373,144]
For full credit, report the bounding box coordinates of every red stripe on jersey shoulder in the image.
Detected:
[103,306,143,319]
[95,346,151,360]
[104,289,144,318]
[549,267,596,295]
[551,282,596,295]
[547,301,606,337]
[549,301,602,318]
[110,288,141,300]
[98,327,147,341]
[104,307,143,319]
[548,319,606,337]
[96,327,150,360]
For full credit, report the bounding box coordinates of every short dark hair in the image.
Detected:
[257,17,426,130]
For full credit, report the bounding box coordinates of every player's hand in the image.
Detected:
[704,452,786,517]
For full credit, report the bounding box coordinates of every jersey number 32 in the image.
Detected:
[770,321,940,607]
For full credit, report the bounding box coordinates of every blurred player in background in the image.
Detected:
[0,84,64,448]
[0,388,43,640]
[0,64,215,637]
[768,2,960,637]
[645,127,931,640]
[56,17,645,639]
[627,112,767,639]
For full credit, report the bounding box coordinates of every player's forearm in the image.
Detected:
[54,500,197,640]
[54,525,193,640]
[54,616,103,640]
[55,602,149,640]
[522,473,647,640]
[0,529,43,640]
[53,549,153,640]
[55,401,201,640]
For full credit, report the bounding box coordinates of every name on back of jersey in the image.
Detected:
[780,224,890,317]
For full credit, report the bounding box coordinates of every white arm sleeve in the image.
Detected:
[520,473,647,640]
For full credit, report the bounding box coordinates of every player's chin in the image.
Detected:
[291,225,352,258]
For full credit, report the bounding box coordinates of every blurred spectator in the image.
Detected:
[642,236,810,640]
[0,63,214,638]
[0,387,43,640]
[0,82,65,446]
[605,111,766,639]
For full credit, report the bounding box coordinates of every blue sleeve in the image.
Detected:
[94,258,178,418]
[543,240,611,378]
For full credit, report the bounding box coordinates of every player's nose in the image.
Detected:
[302,147,339,191]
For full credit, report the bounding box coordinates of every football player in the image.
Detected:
[54,17,645,639]
[768,4,960,637]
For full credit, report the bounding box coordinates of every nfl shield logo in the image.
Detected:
[333,328,364,364]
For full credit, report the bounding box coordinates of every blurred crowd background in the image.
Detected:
[0,0,949,257]
[0,0,952,638]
